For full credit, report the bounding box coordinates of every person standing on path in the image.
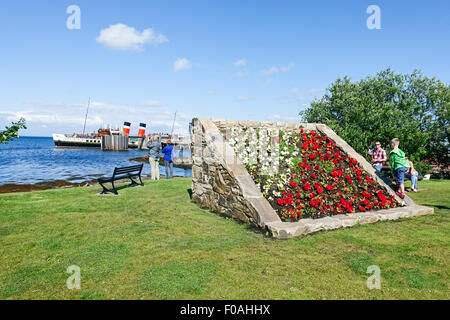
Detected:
[147,135,161,180]
[369,141,387,172]
[162,140,174,179]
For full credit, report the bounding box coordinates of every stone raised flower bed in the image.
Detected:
[191,118,433,239]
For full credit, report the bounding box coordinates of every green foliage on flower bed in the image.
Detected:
[231,127,398,221]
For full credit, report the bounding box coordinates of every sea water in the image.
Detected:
[0,137,191,185]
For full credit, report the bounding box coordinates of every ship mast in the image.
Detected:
[82,97,91,136]
[170,110,177,136]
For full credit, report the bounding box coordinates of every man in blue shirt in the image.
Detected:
[161,141,174,179]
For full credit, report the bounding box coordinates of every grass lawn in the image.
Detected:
[0,178,448,300]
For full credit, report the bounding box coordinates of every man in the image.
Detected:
[161,140,174,179]
[369,141,387,172]
[147,135,161,180]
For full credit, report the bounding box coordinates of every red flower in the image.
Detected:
[363,192,372,198]
[377,191,387,202]
[309,153,316,160]
[277,198,284,205]
[290,181,297,188]
[359,206,365,211]
[345,175,353,184]
[303,182,311,191]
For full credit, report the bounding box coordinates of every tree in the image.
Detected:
[0,118,27,144]
[301,69,449,174]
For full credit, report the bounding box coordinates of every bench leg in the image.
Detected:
[138,175,144,186]
[129,176,139,186]
[99,181,110,194]
[99,181,118,195]
[111,181,118,195]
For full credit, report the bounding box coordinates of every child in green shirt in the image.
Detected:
[389,138,410,199]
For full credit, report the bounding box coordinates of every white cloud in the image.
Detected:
[261,63,295,75]
[308,88,324,94]
[139,100,165,107]
[173,58,192,72]
[281,87,324,105]
[268,114,299,122]
[261,66,279,75]
[96,23,168,51]
[237,96,251,101]
[1,110,104,127]
[0,100,192,135]
[234,70,248,78]
[233,58,247,67]
[280,63,295,72]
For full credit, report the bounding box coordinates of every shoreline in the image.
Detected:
[129,155,192,169]
[0,175,188,194]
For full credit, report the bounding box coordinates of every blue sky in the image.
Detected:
[0,0,449,136]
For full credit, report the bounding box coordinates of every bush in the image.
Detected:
[301,69,450,174]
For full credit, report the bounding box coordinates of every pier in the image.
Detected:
[101,135,129,151]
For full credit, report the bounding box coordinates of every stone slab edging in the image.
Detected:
[265,205,434,239]
[193,118,433,238]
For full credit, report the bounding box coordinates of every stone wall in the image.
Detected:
[191,118,433,238]
[191,118,279,226]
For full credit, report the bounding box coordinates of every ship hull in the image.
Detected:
[54,140,101,148]
[53,134,102,148]
[52,134,140,149]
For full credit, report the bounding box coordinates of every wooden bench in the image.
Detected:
[98,164,144,195]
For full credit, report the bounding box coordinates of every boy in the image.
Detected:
[389,138,410,199]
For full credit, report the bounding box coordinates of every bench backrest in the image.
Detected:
[112,164,143,177]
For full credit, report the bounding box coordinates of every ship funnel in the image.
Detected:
[138,123,146,137]
[123,121,131,136]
